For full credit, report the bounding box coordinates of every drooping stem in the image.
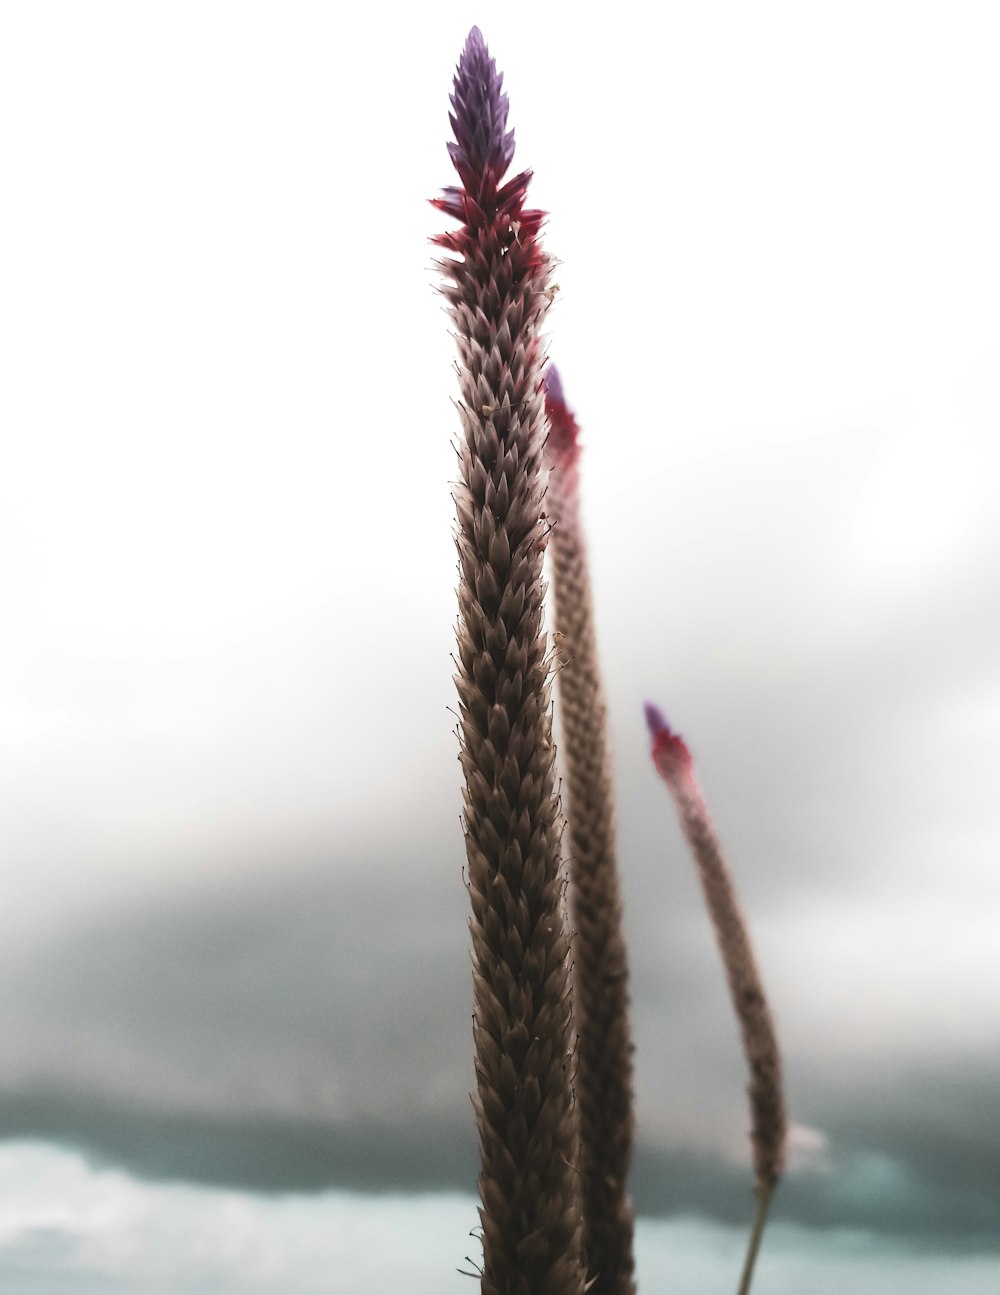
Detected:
[544,368,636,1295]
[432,30,585,1295]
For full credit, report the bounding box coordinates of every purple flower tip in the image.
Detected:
[542,362,581,463]
[644,702,670,737]
[544,364,565,407]
[448,27,516,183]
[645,704,693,773]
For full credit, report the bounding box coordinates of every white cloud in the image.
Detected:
[1,1141,998,1295]
[0,1141,480,1294]
[784,1123,832,1177]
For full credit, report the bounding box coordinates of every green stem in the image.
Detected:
[736,1183,774,1295]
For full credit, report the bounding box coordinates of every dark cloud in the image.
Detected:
[808,1063,1000,1206]
[0,1088,475,1195]
[0,852,474,1128]
[1,848,998,1248]
[633,1144,999,1250]
[1,1087,995,1251]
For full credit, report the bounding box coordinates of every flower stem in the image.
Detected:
[736,1184,774,1295]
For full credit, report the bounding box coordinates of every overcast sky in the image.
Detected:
[1,0,999,1285]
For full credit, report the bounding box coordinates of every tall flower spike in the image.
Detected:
[544,368,636,1295]
[645,704,787,1295]
[433,31,585,1295]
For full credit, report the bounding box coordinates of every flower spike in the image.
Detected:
[545,369,637,1295]
[434,32,586,1295]
[646,702,787,1295]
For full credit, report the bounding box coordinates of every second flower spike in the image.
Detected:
[545,368,637,1295]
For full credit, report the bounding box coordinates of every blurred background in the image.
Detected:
[1,1,998,1290]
